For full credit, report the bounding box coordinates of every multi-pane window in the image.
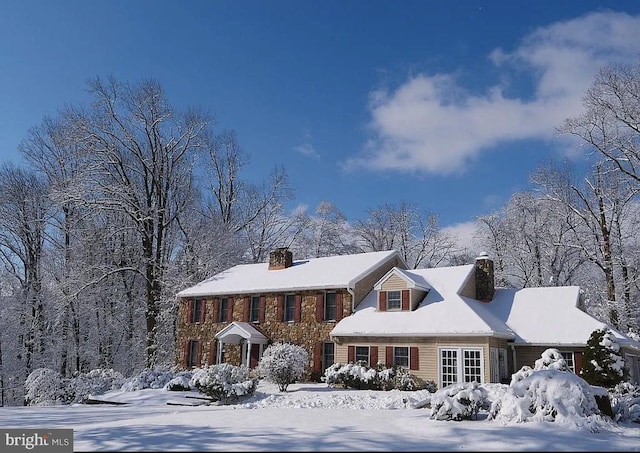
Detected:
[463,350,482,382]
[187,340,199,367]
[323,342,335,371]
[324,292,336,321]
[387,291,402,310]
[560,351,575,373]
[250,296,260,322]
[190,299,204,324]
[440,348,483,388]
[219,298,228,323]
[394,346,409,368]
[355,346,370,366]
[284,294,295,322]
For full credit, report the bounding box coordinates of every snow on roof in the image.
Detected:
[331,264,514,338]
[176,250,399,298]
[332,263,640,348]
[490,286,638,347]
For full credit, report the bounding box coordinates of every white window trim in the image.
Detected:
[387,290,402,311]
[438,347,484,388]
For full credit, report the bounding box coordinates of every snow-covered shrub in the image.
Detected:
[580,328,627,388]
[609,381,640,423]
[534,348,569,371]
[190,363,258,403]
[322,361,426,391]
[257,342,308,392]
[430,381,488,421]
[66,368,125,402]
[164,370,193,391]
[24,368,65,406]
[120,368,175,392]
[490,369,607,431]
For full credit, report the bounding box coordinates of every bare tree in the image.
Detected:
[65,76,208,367]
[0,164,51,377]
[354,202,454,269]
[532,161,639,329]
[560,63,640,186]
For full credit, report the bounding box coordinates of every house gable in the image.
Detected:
[374,268,430,312]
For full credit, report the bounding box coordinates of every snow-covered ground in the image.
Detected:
[1,381,638,452]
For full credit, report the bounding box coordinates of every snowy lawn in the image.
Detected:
[1,381,639,452]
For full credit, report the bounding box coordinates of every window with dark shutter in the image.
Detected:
[324,292,336,321]
[250,296,260,322]
[219,298,228,323]
[284,294,295,322]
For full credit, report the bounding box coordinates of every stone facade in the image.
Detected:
[177,290,353,380]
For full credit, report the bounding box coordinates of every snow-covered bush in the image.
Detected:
[24,368,65,406]
[490,369,607,431]
[534,348,569,371]
[190,363,258,403]
[120,368,175,392]
[322,361,426,391]
[430,381,488,421]
[257,342,308,392]
[580,328,627,388]
[609,381,640,423]
[66,368,125,402]
[164,370,193,391]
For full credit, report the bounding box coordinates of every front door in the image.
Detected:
[250,343,261,368]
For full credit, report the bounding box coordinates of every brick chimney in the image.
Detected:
[475,252,495,302]
[268,247,293,270]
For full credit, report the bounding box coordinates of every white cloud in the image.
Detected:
[346,11,640,175]
[443,220,481,255]
[294,142,320,159]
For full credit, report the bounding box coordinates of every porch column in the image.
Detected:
[216,340,223,364]
[246,340,253,367]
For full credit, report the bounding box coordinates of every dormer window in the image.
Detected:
[387,291,402,310]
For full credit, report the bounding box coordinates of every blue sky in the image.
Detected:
[2,1,640,237]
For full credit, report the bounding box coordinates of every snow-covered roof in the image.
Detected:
[176,250,399,298]
[332,263,640,348]
[490,286,637,347]
[331,265,514,338]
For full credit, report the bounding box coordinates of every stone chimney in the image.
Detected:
[475,252,495,302]
[268,247,293,270]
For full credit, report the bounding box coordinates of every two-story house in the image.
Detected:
[175,248,640,387]
[175,248,403,380]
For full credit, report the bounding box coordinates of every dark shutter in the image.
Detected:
[212,298,220,323]
[314,342,323,374]
[574,351,583,374]
[187,300,194,323]
[227,298,234,322]
[276,295,284,322]
[386,346,394,367]
[183,340,190,368]
[210,339,217,365]
[348,345,355,363]
[335,293,343,321]
[316,293,324,322]
[410,347,419,370]
[379,291,387,311]
[294,295,302,322]
[370,346,378,367]
[402,290,410,311]
[199,300,205,323]
[259,296,266,323]
[243,297,250,322]
[196,341,202,367]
